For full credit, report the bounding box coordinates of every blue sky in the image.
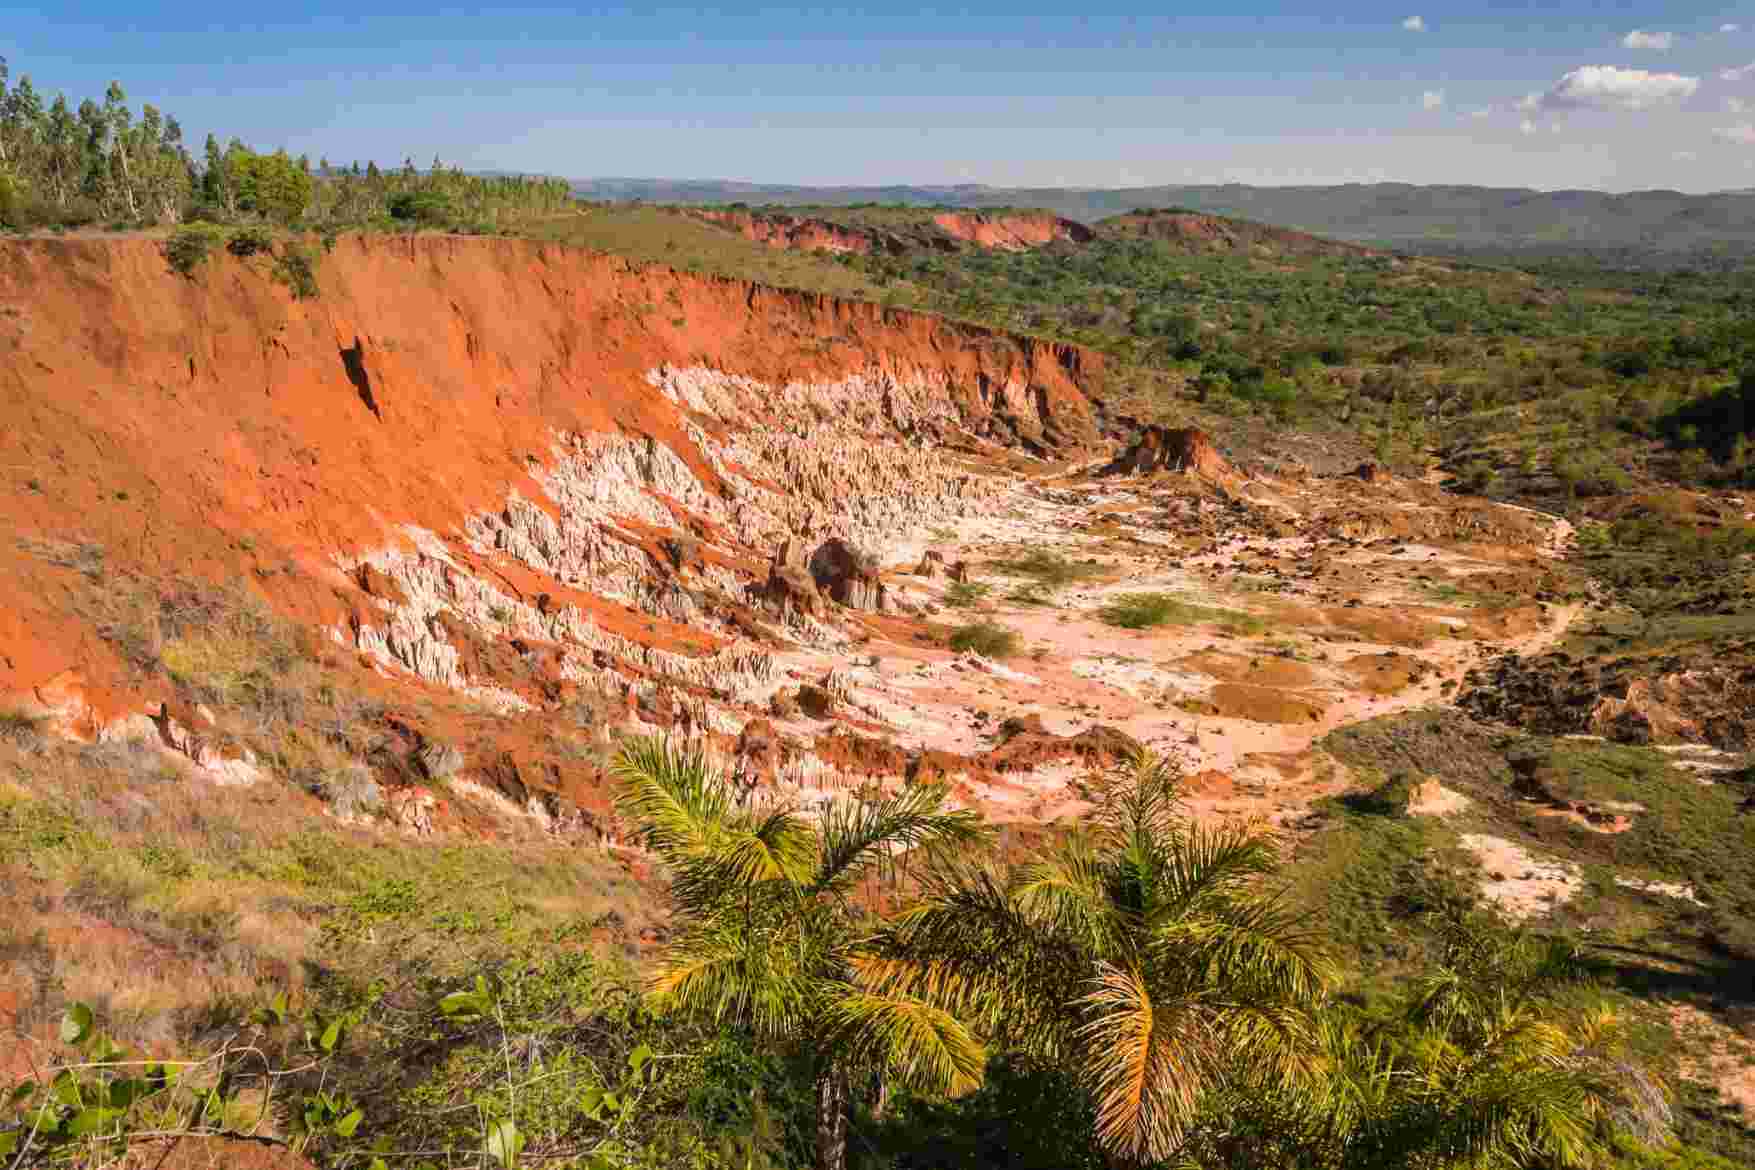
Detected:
[7,4,1755,191]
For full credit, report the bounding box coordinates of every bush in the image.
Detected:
[1098,592,1265,635]
[163,223,225,276]
[948,619,1022,657]
[989,549,1102,591]
[226,225,275,256]
[272,242,321,299]
[943,581,991,608]
[387,189,453,225]
[1098,592,1185,629]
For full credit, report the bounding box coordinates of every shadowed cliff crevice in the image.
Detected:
[340,337,380,420]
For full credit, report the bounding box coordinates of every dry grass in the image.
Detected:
[0,734,656,1072]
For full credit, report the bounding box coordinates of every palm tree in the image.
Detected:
[859,751,1332,1165]
[1332,921,1669,1169]
[612,735,987,1170]
[1190,904,1672,1169]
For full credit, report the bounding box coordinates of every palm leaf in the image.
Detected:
[822,988,986,1096]
[810,782,984,896]
[612,735,733,860]
[1077,962,1211,1163]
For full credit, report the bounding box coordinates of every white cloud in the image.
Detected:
[1714,123,1755,144]
[1722,62,1755,82]
[1402,15,1425,32]
[1421,89,1445,110]
[1724,24,1744,34]
[1540,65,1700,111]
[1621,29,1676,51]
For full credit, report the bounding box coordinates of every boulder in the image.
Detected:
[809,537,888,612]
[752,541,825,619]
[734,717,785,789]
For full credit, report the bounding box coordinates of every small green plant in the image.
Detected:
[1,998,364,1166]
[163,224,226,276]
[943,580,992,608]
[949,619,1022,657]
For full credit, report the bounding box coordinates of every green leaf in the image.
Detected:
[64,1106,124,1138]
[104,1078,146,1109]
[271,991,289,1024]
[335,1107,364,1137]
[485,1118,524,1167]
[8,1080,37,1104]
[581,1085,604,1119]
[60,1003,93,1046]
[367,1160,388,1170]
[0,1131,17,1158]
[438,991,483,1019]
[319,1018,342,1054]
[627,1043,653,1075]
[51,1070,82,1108]
[88,1033,123,1064]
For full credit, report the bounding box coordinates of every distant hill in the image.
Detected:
[572,178,1755,263]
[1091,208,1376,259]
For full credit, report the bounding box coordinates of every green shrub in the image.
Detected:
[1098,592,1264,635]
[943,580,991,608]
[989,549,1102,591]
[387,189,453,225]
[948,619,1022,658]
[226,225,274,256]
[272,242,321,298]
[163,223,226,276]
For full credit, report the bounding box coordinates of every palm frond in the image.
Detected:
[823,989,986,1097]
[612,735,734,860]
[673,804,818,904]
[646,919,813,1039]
[810,782,984,896]
[1154,892,1334,1009]
[859,856,1090,1053]
[1077,962,1210,1163]
[1013,835,1130,959]
[1154,820,1283,923]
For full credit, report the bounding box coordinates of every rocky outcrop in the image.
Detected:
[808,538,887,612]
[688,208,895,254]
[1103,426,1236,480]
[1460,647,1755,751]
[0,233,1106,726]
[931,212,1093,250]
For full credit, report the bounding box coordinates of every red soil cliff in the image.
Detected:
[0,234,1102,725]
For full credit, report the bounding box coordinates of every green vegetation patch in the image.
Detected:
[947,619,1022,657]
[942,580,991,608]
[1096,590,1265,635]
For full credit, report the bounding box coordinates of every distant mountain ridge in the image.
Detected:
[571,178,1755,261]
